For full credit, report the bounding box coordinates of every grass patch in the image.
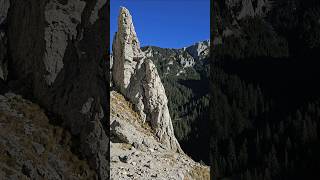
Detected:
[187,166,210,180]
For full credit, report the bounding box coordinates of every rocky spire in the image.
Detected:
[112,7,144,94]
[112,7,182,152]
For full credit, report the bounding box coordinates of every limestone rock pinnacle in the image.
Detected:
[112,7,182,152]
[112,7,144,93]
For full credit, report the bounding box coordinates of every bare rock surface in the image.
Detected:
[110,91,210,180]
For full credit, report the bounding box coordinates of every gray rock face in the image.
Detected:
[112,7,144,94]
[112,7,181,152]
[44,0,86,85]
[186,40,210,61]
[5,0,109,179]
[178,51,195,68]
[0,0,9,81]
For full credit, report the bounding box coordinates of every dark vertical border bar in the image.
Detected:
[106,0,111,179]
[210,0,215,179]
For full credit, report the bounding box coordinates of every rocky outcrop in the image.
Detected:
[186,40,210,61]
[112,7,181,152]
[213,0,273,41]
[143,59,181,150]
[226,0,273,20]
[110,91,210,179]
[0,93,95,179]
[4,0,109,179]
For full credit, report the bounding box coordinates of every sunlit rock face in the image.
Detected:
[112,7,144,93]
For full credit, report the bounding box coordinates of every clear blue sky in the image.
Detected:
[110,0,210,49]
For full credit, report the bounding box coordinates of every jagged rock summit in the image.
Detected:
[112,7,182,153]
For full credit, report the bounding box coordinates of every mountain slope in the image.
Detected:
[110,91,209,180]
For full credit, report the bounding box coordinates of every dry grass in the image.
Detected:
[120,143,133,150]
[187,165,210,180]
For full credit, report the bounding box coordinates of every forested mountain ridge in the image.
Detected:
[210,0,320,179]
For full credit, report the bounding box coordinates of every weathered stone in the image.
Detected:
[111,118,143,144]
[44,0,86,85]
